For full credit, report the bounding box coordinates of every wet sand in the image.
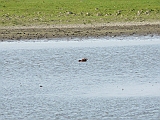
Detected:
[0,22,160,41]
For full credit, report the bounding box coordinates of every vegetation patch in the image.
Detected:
[0,0,160,26]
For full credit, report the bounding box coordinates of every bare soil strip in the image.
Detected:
[0,22,160,41]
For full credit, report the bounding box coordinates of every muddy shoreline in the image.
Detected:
[0,22,160,41]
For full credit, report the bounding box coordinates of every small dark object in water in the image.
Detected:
[78,58,88,62]
[40,85,43,87]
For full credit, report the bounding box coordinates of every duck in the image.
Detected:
[78,58,88,62]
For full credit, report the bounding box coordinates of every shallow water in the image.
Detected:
[0,36,160,120]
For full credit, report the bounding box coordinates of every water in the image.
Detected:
[1,36,160,120]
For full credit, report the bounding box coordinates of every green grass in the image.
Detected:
[0,0,160,26]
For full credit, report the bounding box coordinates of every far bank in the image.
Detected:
[0,22,160,41]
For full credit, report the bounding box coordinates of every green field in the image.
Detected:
[0,0,160,26]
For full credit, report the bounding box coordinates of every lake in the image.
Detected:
[0,36,160,120]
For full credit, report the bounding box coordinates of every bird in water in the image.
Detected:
[78,58,88,62]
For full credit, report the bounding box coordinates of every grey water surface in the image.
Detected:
[0,36,160,120]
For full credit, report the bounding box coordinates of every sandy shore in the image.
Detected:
[0,22,160,41]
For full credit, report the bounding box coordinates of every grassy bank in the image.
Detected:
[0,0,160,26]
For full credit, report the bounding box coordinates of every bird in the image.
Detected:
[78,58,88,62]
